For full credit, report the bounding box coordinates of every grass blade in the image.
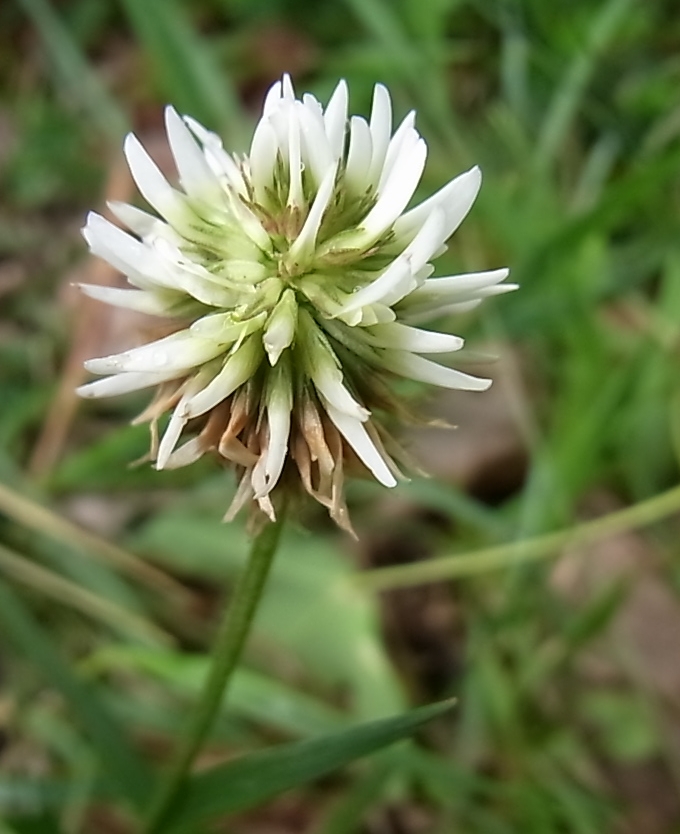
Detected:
[0,579,151,809]
[118,0,245,143]
[0,543,172,647]
[167,700,454,833]
[535,0,634,172]
[15,0,127,139]
[0,482,190,606]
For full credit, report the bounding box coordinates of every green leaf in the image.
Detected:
[167,700,454,833]
[15,0,127,139]
[118,0,245,142]
[0,543,169,648]
[535,0,636,172]
[0,579,151,810]
[89,646,347,738]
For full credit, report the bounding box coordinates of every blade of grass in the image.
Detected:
[16,0,127,139]
[534,0,634,172]
[0,543,172,647]
[0,578,151,809]
[168,700,454,833]
[499,14,531,126]
[0,481,191,606]
[118,0,246,143]
[357,483,680,591]
[87,646,347,738]
[341,0,465,154]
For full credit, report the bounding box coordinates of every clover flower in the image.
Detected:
[78,75,515,532]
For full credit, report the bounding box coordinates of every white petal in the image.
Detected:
[164,106,221,199]
[367,84,392,185]
[262,80,283,116]
[78,284,184,316]
[344,116,373,193]
[149,237,240,305]
[183,337,263,419]
[324,403,397,487]
[286,106,303,206]
[361,138,427,239]
[84,331,225,375]
[82,212,156,290]
[401,299,485,324]
[76,369,181,399]
[378,111,416,191]
[296,100,334,185]
[183,115,247,196]
[123,133,184,222]
[337,256,414,321]
[299,310,369,420]
[398,279,518,325]
[263,290,297,366]
[222,190,272,253]
[404,268,512,305]
[313,369,369,422]
[282,73,295,100]
[424,267,511,294]
[323,79,348,160]
[382,351,491,391]
[85,215,235,306]
[337,209,445,318]
[107,201,165,239]
[365,322,464,353]
[253,382,292,498]
[264,402,290,487]
[156,404,187,469]
[287,163,337,261]
[303,92,324,118]
[156,372,212,469]
[404,207,448,276]
[394,165,481,243]
[249,119,279,202]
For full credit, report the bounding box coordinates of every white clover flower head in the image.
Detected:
[78,75,515,532]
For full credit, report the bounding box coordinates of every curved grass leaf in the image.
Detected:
[89,646,347,738]
[15,0,127,139]
[118,0,245,142]
[167,700,454,833]
[0,579,151,810]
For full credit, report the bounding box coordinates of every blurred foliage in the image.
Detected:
[1,0,680,832]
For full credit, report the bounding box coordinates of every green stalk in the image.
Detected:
[142,510,286,833]
[358,483,680,591]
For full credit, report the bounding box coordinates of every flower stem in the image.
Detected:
[141,509,286,834]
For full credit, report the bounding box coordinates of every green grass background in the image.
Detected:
[1,0,680,831]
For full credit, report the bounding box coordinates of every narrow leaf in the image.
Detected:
[0,579,151,809]
[0,543,171,647]
[168,700,454,833]
[118,0,245,143]
[15,0,127,139]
